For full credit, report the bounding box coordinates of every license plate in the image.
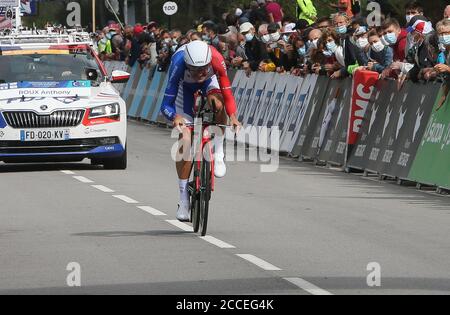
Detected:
[20,129,70,141]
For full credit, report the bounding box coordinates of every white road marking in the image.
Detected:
[92,185,115,193]
[200,235,236,249]
[113,195,139,204]
[61,170,75,175]
[166,220,194,232]
[236,254,282,271]
[284,277,333,296]
[138,206,167,216]
[73,176,94,183]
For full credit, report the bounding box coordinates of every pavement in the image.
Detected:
[1,120,450,295]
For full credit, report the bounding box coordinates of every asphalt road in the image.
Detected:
[1,120,450,295]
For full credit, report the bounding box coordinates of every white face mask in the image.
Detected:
[372,41,385,53]
[269,32,280,42]
[356,37,369,49]
[406,15,414,23]
[261,34,270,44]
[309,39,319,49]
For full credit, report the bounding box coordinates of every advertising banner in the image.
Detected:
[408,88,450,189]
[318,78,352,166]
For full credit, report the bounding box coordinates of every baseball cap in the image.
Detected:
[239,22,254,34]
[408,19,433,34]
[282,23,296,34]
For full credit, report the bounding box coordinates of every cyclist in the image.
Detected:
[161,40,241,222]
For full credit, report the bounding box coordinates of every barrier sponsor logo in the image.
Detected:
[348,70,379,146]
[408,90,450,189]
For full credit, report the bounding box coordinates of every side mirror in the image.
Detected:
[110,70,130,83]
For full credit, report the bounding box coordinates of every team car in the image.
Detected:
[0,30,129,169]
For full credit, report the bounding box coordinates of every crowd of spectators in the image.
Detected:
[94,1,450,106]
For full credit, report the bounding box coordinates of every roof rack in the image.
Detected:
[0,28,93,46]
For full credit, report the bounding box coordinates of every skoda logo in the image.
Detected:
[40,105,48,111]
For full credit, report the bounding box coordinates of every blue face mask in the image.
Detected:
[439,35,450,47]
[202,35,210,42]
[335,26,347,35]
[245,33,254,42]
[326,41,337,53]
[297,47,306,56]
[383,32,398,45]
[283,35,290,43]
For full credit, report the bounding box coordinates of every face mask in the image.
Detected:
[106,33,112,40]
[164,38,171,43]
[372,41,385,53]
[323,50,334,57]
[282,35,290,43]
[326,41,337,53]
[380,36,389,46]
[309,39,318,49]
[335,26,347,35]
[172,39,178,45]
[297,47,306,56]
[439,34,450,46]
[202,35,210,42]
[261,34,270,44]
[356,37,369,49]
[270,32,280,42]
[245,33,254,42]
[383,32,398,45]
[406,15,414,23]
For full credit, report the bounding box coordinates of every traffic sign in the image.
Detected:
[163,1,178,16]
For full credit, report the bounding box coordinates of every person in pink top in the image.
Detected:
[265,0,284,27]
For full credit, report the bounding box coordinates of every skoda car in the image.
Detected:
[0,34,129,169]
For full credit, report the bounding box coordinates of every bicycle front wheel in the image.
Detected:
[199,144,212,237]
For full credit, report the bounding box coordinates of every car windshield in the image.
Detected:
[0,51,103,85]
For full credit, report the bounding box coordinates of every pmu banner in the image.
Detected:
[348,70,379,146]
[292,75,329,157]
[346,79,399,172]
[301,78,341,160]
[379,81,440,179]
[318,78,352,166]
[408,88,450,189]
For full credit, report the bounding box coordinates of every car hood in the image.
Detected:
[0,81,121,112]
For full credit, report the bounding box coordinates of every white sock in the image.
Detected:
[179,179,189,204]
[214,134,225,158]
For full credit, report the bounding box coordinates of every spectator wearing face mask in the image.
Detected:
[381,18,408,61]
[330,13,357,79]
[404,1,424,25]
[349,26,370,73]
[238,22,269,75]
[291,36,308,75]
[202,22,221,50]
[321,30,345,77]
[434,19,450,110]
[406,18,438,82]
[265,22,287,71]
[366,29,394,74]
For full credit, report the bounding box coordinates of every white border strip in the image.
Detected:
[92,185,115,193]
[236,254,282,271]
[73,176,94,183]
[284,277,333,296]
[61,170,75,175]
[166,220,194,232]
[138,206,167,216]
[113,195,139,204]
[200,235,236,249]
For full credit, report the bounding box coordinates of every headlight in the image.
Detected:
[89,103,120,119]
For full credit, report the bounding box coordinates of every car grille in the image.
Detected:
[2,110,85,129]
[0,137,120,154]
